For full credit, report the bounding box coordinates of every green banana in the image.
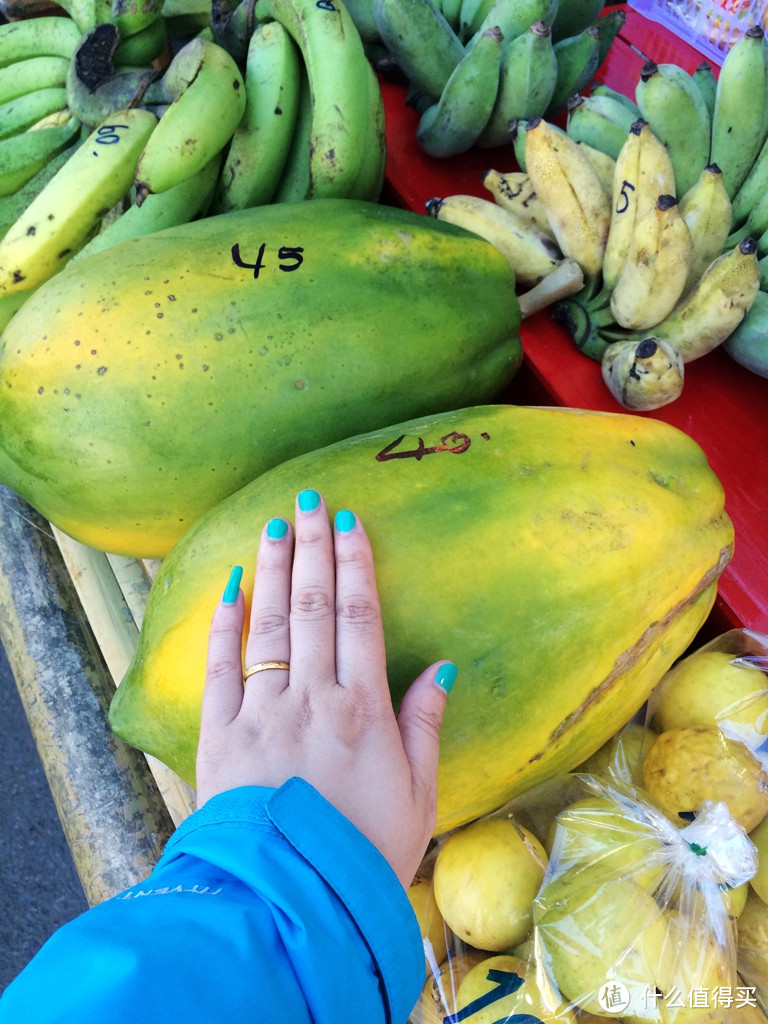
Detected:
[270,0,373,198]
[589,81,641,118]
[610,194,693,331]
[53,0,112,32]
[0,115,80,199]
[113,13,168,66]
[416,26,503,158]
[66,23,159,128]
[692,60,717,121]
[551,295,611,361]
[678,163,733,296]
[594,6,625,66]
[345,56,387,201]
[634,60,711,197]
[566,92,637,160]
[545,24,601,119]
[70,152,222,264]
[601,335,684,411]
[111,0,164,37]
[0,56,70,106]
[730,133,768,230]
[723,287,768,378]
[710,25,768,200]
[211,21,301,213]
[0,108,158,297]
[340,0,380,41]
[551,0,603,42]
[371,0,464,101]
[270,63,312,203]
[725,183,768,250]
[437,0,463,32]
[509,117,528,170]
[476,19,557,149]
[466,0,557,50]
[653,237,761,362]
[0,16,83,67]
[210,0,256,63]
[0,138,80,239]
[0,88,69,142]
[425,192,562,287]
[134,37,245,203]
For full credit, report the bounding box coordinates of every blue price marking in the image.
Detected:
[442,970,543,1024]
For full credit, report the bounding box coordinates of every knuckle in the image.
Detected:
[336,592,379,629]
[292,585,334,618]
[249,608,290,639]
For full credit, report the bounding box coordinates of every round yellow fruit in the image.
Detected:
[407,874,448,974]
[417,949,487,1024]
[545,794,667,891]
[642,726,768,833]
[534,867,669,1019]
[749,814,768,905]
[649,908,730,1024]
[649,650,768,750]
[455,953,579,1024]
[736,889,768,995]
[433,817,548,952]
[576,721,660,789]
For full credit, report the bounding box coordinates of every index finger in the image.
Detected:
[333,509,388,693]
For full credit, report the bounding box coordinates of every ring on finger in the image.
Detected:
[243,660,290,680]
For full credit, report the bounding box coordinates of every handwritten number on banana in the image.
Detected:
[616,180,636,215]
[92,123,130,157]
[231,243,305,278]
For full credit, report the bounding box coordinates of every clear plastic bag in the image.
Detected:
[627,0,768,66]
[407,630,768,1024]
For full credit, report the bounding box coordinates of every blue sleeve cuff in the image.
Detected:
[162,779,425,1024]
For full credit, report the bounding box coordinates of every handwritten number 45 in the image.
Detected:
[231,243,304,278]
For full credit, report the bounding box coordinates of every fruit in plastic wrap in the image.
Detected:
[642,726,768,832]
[748,814,768,904]
[653,906,730,1024]
[737,888,768,997]
[417,948,487,1024]
[432,817,548,952]
[648,649,768,750]
[534,868,669,1018]
[407,873,447,974]
[454,952,592,1024]
[576,721,660,790]
[543,794,668,891]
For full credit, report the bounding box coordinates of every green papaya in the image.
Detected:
[109,404,733,834]
[0,199,521,559]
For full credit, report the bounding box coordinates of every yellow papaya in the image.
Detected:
[0,199,521,559]
[109,404,733,833]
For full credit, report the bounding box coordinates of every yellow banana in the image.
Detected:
[653,237,761,362]
[481,168,557,242]
[601,118,676,295]
[678,163,733,297]
[609,194,692,331]
[425,193,563,287]
[601,336,684,411]
[523,116,611,278]
[0,108,158,297]
[134,38,246,202]
[574,141,616,201]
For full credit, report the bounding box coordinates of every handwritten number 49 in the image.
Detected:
[231,243,304,278]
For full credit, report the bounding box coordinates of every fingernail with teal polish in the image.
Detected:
[297,488,320,512]
[267,517,288,540]
[222,565,243,605]
[434,662,457,694]
[335,509,355,533]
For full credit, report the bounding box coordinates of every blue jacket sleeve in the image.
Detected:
[0,777,425,1024]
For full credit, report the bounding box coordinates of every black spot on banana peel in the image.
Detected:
[601,335,685,411]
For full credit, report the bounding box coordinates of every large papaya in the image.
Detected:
[0,199,521,559]
[109,404,733,834]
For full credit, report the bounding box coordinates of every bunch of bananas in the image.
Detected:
[367,0,626,157]
[0,0,385,327]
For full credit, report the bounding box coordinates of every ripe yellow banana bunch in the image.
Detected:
[548,116,761,411]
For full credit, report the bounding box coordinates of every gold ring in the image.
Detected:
[243,660,290,679]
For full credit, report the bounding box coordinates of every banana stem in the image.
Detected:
[519,259,584,319]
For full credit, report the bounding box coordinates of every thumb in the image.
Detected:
[396,660,456,805]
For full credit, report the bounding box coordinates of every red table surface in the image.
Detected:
[378,5,768,636]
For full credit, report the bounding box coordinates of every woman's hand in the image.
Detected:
[196,488,455,887]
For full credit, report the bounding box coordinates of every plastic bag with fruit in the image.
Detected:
[406,628,768,1024]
